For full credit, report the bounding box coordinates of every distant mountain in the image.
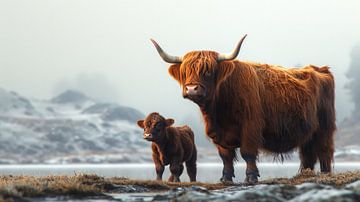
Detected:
[51,90,91,104]
[0,88,149,164]
[0,88,38,116]
[82,103,144,123]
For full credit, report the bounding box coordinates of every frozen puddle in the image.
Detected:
[109,182,360,202]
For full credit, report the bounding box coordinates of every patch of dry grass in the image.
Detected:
[0,170,359,201]
[0,174,107,201]
[261,169,360,187]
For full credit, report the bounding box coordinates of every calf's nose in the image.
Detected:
[144,133,152,139]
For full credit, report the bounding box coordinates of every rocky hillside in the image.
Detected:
[0,88,149,164]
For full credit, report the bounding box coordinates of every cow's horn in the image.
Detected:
[217,34,247,62]
[150,39,183,63]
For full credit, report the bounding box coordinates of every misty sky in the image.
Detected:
[0,0,359,124]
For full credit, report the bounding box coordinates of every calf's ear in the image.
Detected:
[168,64,181,83]
[165,119,174,127]
[137,120,145,128]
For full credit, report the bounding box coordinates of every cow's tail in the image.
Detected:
[315,66,336,171]
[311,65,332,74]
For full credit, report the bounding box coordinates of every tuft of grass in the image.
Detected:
[261,169,360,187]
[0,174,105,198]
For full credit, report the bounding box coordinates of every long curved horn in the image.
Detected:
[217,34,247,62]
[150,39,183,63]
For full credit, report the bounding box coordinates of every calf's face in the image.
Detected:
[137,113,174,142]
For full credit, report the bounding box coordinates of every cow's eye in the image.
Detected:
[205,71,211,77]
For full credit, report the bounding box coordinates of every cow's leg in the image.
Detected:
[169,163,184,182]
[185,148,197,182]
[240,149,259,184]
[217,146,236,182]
[299,139,318,171]
[315,90,336,173]
[314,130,334,173]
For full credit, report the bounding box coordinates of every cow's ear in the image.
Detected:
[216,61,235,86]
[137,120,145,128]
[165,119,174,127]
[168,64,181,83]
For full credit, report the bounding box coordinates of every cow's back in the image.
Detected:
[253,64,335,153]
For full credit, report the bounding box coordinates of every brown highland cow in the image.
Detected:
[137,112,197,182]
[150,35,336,184]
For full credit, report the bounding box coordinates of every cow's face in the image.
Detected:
[151,35,247,105]
[137,112,174,142]
[168,51,235,104]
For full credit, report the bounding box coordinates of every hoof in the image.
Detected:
[244,170,259,184]
[244,175,258,184]
[220,175,233,183]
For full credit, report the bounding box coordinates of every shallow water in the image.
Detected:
[0,162,359,182]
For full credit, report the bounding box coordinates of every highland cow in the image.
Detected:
[137,112,197,182]
[150,35,336,184]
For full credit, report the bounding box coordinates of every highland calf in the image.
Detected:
[151,35,336,184]
[137,112,197,182]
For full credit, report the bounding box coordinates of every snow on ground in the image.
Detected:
[0,88,147,164]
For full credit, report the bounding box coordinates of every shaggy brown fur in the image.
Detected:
[166,51,336,183]
[137,112,197,182]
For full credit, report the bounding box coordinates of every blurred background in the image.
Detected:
[0,0,359,164]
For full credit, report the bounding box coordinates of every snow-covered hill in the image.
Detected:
[0,88,150,164]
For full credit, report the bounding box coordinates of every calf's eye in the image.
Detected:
[156,123,163,130]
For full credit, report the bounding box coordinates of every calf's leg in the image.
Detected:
[155,164,165,181]
[185,148,197,182]
[153,154,164,181]
[217,146,236,182]
[169,163,184,182]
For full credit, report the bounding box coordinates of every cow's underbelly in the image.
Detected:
[262,132,302,153]
[261,118,315,153]
[213,126,242,149]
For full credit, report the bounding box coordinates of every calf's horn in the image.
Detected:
[217,34,247,62]
[150,39,183,63]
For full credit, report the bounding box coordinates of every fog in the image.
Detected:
[0,0,359,126]
[346,44,360,119]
